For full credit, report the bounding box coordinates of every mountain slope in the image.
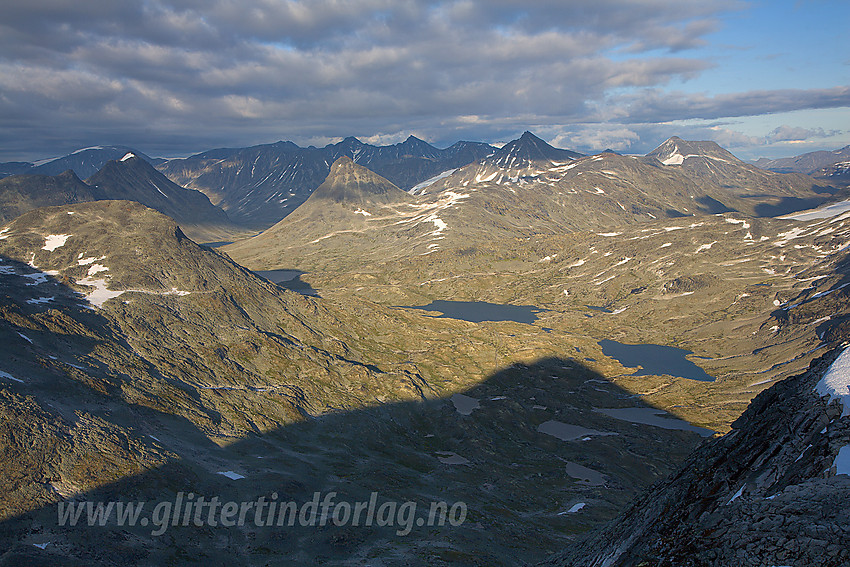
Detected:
[489,131,583,169]
[646,136,840,216]
[30,145,162,179]
[542,345,850,567]
[0,170,98,224]
[226,134,850,273]
[0,156,249,243]
[222,156,434,268]
[86,154,247,241]
[0,200,712,565]
[308,156,415,206]
[156,136,495,229]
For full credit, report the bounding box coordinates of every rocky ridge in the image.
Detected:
[541,345,850,567]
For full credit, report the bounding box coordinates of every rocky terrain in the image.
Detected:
[0,170,99,225]
[755,144,850,176]
[542,345,850,567]
[226,134,843,276]
[0,200,715,565]
[86,154,249,242]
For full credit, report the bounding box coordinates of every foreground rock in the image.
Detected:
[542,346,850,567]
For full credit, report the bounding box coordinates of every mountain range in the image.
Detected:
[225,132,843,272]
[0,145,164,179]
[155,135,496,229]
[0,153,248,242]
[754,144,850,176]
[2,130,850,565]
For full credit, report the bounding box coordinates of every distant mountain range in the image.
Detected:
[0,152,246,242]
[155,135,496,229]
[754,144,850,176]
[226,132,844,271]
[5,135,848,234]
[0,145,165,179]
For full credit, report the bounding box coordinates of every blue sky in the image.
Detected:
[0,0,847,161]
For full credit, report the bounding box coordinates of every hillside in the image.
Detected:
[542,346,850,566]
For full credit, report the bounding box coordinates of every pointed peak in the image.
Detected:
[489,131,582,167]
[312,158,411,206]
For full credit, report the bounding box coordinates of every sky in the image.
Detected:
[0,0,848,162]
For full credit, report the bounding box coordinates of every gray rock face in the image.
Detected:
[541,347,850,567]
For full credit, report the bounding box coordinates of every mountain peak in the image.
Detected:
[310,157,411,205]
[648,137,741,165]
[488,131,582,168]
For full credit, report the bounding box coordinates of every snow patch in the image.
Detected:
[22,270,59,286]
[725,218,751,229]
[87,263,109,276]
[451,393,480,415]
[475,170,499,183]
[0,370,24,383]
[695,241,717,253]
[779,199,850,221]
[559,503,586,515]
[353,208,372,216]
[75,277,124,308]
[662,153,684,166]
[814,346,850,416]
[727,485,745,505]
[217,471,245,480]
[120,152,135,161]
[835,445,850,476]
[42,234,71,251]
[435,452,470,465]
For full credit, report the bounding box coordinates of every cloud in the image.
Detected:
[0,0,846,161]
[600,86,850,124]
[765,125,830,143]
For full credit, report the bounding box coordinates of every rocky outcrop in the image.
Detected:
[542,346,850,567]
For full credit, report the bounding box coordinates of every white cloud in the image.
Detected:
[0,0,846,160]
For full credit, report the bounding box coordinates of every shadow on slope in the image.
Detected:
[0,258,711,566]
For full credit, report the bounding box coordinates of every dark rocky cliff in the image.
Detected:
[542,346,850,567]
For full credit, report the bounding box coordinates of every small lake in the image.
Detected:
[598,339,715,382]
[402,300,545,324]
[537,420,618,442]
[253,269,319,296]
[594,407,715,437]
